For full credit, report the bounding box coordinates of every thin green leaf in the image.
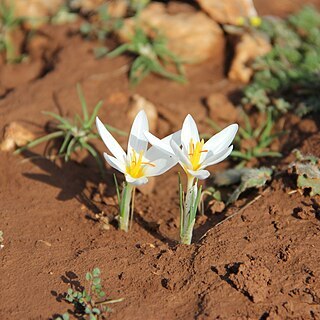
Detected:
[14,131,64,154]
[114,174,121,205]
[42,111,71,127]
[77,83,89,122]
[87,100,103,128]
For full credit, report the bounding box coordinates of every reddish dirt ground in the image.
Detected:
[1,1,320,319]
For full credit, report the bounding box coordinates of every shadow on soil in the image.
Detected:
[20,150,115,213]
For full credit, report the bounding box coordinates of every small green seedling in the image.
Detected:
[128,0,150,15]
[14,84,126,174]
[56,268,123,320]
[243,6,320,116]
[214,167,273,205]
[0,0,23,63]
[206,109,283,168]
[50,5,78,25]
[108,27,186,85]
[290,150,320,196]
[80,4,124,59]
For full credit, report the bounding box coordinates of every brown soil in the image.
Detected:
[1,2,320,319]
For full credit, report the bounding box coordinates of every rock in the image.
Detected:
[0,122,35,152]
[70,0,127,16]
[6,0,64,29]
[209,200,225,214]
[127,94,158,132]
[206,93,238,124]
[197,0,258,25]
[228,33,271,83]
[117,2,224,64]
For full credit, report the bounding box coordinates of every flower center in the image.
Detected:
[126,150,155,179]
[188,139,208,171]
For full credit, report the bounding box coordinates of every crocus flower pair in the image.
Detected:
[96,111,238,243]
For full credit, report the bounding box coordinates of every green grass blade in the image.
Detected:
[42,111,71,127]
[65,137,77,161]
[113,174,121,205]
[231,150,251,160]
[77,83,89,122]
[14,131,64,154]
[178,172,184,238]
[108,43,130,58]
[260,110,273,142]
[87,100,103,128]
[59,131,72,153]
[105,124,127,137]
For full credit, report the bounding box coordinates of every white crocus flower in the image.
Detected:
[170,114,238,181]
[96,110,179,231]
[146,114,238,244]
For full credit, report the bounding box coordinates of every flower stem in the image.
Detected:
[180,175,197,245]
[119,183,134,232]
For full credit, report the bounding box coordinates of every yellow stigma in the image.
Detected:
[188,139,208,171]
[126,150,155,179]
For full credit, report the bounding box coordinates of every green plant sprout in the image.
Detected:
[50,4,78,25]
[243,6,320,116]
[128,0,150,15]
[206,109,283,168]
[0,0,23,63]
[108,27,186,85]
[56,268,123,320]
[14,84,126,174]
[80,4,124,59]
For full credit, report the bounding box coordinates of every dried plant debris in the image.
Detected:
[290,150,320,196]
[214,167,273,205]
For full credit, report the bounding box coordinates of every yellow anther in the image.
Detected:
[126,150,155,178]
[188,139,208,171]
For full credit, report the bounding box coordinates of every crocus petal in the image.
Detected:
[96,117,126,162]
[201,146,233,168]
[187,169,210,180]
[144,147,177,176]
[125,175,148,186]
[181,114,200,152]
[103,153,125,173]
[161,130,182,147]
[204,124,238,154]
[127,110,149,154]
[170,140,192,168]
[144,130,181,156]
